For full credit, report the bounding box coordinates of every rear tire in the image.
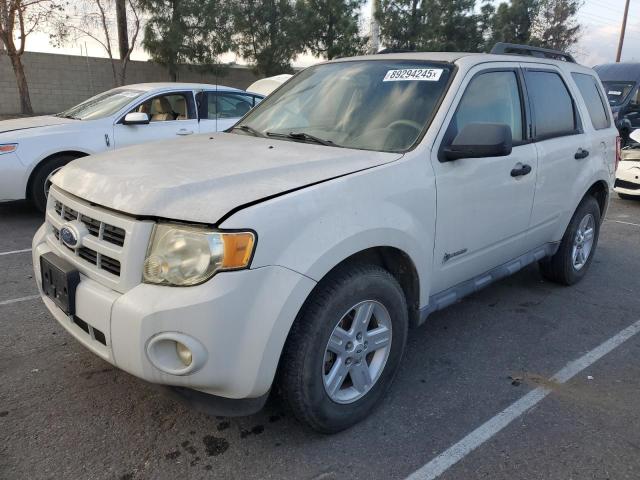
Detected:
[279,264,408,433]
[29,154,78,212]
[539,196,601,286]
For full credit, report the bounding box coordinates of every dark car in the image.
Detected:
[594,63,640,132]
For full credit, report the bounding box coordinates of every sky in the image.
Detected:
[21,0,640,69]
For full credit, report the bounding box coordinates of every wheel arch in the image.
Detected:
[25,150,90,199]
[583,179,609,216]
[297,246,421,330]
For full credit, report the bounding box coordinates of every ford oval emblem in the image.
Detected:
[60,226,78,248]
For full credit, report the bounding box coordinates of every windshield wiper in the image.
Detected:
[230,124,267,138]
[266,131,336,147]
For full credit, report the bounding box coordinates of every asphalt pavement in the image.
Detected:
[1,196,639,480]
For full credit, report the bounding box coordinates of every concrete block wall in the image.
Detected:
[0,51,261,115]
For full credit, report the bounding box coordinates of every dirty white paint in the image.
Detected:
[406,318,640,480]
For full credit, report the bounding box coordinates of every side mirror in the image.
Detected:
[123,112,150,125]
[443,123,513,161]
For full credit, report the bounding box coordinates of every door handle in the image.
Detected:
[574,148,589,160]
[177,129,194,136]
[510,164,532,177]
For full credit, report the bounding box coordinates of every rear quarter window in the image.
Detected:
[525,70,578,140]
[571,73,611,130]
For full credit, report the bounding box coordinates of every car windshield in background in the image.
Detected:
[235,60,453,152]
[57,88,145,120]
[602,81,636,106]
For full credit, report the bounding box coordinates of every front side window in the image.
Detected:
[235,60,454,152]
[525,71,578,139]
[449,70,524,144]
[572,73,611,130]
[57,88,144,121]
[129,92,194,122]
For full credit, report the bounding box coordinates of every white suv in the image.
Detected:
[32,46,616,433]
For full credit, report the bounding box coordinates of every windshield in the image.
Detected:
[235,60,453,152]
[57,88,145,120]
[602,81,636,106]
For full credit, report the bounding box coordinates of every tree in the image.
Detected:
[116,0,129,60]
[533,0,581,51]
[297,0,367,60]
[487,0,581,52]
[375,0,483,52]
[52,0,141,86]
[374,0,424,51]
[488,0,540,48]
[140,0,233,81]
[0,0,60,114]
[231,0,304,76]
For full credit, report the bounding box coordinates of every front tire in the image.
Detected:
[29,155,77,212]
[279,264,408,433]
[539,196,601,285]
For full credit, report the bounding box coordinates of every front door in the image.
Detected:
[113,91,199,148]
[430,67,538,294]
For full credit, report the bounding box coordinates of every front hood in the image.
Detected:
[53,133,402,224]
[0,115,76,134]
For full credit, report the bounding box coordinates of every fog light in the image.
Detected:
[176,342,192,366]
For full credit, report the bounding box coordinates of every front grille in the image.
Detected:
[54,200,125,246]
[52,227,122,277]
[47,186,154,294]
[615,179,640,190]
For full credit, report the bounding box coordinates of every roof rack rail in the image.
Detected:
[490,42,576,63]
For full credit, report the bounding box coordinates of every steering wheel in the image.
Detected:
[387,119,423,132]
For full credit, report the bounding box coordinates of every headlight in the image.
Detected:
[0,144,17,155]
[143,224,256,286]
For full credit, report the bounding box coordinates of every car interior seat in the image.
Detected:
[174,97,188,120]
[151,97,174,121]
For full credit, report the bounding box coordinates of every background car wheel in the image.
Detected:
[279,263,408,433]
[29,154,78,212]
[539,195,601,286]
[618,192,637,200]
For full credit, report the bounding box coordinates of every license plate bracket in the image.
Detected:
[40,252,80,315]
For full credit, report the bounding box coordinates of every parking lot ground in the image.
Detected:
[1,197,640,480]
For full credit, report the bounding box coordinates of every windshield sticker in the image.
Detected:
[608,90,622,96]
[383,68,444,82]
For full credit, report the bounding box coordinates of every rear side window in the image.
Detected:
[572,73,611,130]
[525,71,578,140]
[207,92,256,120]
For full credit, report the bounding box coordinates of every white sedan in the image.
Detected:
[0,82,264,210]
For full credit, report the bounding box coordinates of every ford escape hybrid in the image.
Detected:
[33,44,616,433]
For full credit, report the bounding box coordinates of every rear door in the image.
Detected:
[430,65,539,294]
[571,72,616,182]
[522,65,591,246]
